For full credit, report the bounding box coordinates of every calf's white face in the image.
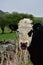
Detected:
[17,18,33,49]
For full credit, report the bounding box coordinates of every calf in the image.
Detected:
[16,18,33,65]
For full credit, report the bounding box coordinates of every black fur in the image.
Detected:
[8,24,18,31]
[27,23,43,65]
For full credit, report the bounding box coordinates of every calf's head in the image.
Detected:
[17,18,33,50]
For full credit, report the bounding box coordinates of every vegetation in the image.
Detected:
[0,10,35,34]
[0,27,18,41]
[0,10,43,34]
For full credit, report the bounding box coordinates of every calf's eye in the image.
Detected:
[28,30,33,37]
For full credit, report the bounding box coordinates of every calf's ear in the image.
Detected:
[8,24,18,31]
[14,24,18,31]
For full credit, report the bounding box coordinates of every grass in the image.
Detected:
[0,32,17,41]
[0,27,18,41]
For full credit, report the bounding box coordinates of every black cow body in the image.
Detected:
[27,23,43,65]
[8,24,18,31]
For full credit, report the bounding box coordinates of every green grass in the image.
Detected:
[0,32,17,41]
[0,27,18,41]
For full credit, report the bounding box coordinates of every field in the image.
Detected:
[0,27,17,41]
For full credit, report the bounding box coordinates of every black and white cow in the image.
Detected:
[16,18,33,65]
[27,23,43,65]
[8,18,43,65]
[17,18,43,65]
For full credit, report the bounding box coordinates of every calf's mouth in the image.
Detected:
[20,42,27,50]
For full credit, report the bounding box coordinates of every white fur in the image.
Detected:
[17,18,33,48]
